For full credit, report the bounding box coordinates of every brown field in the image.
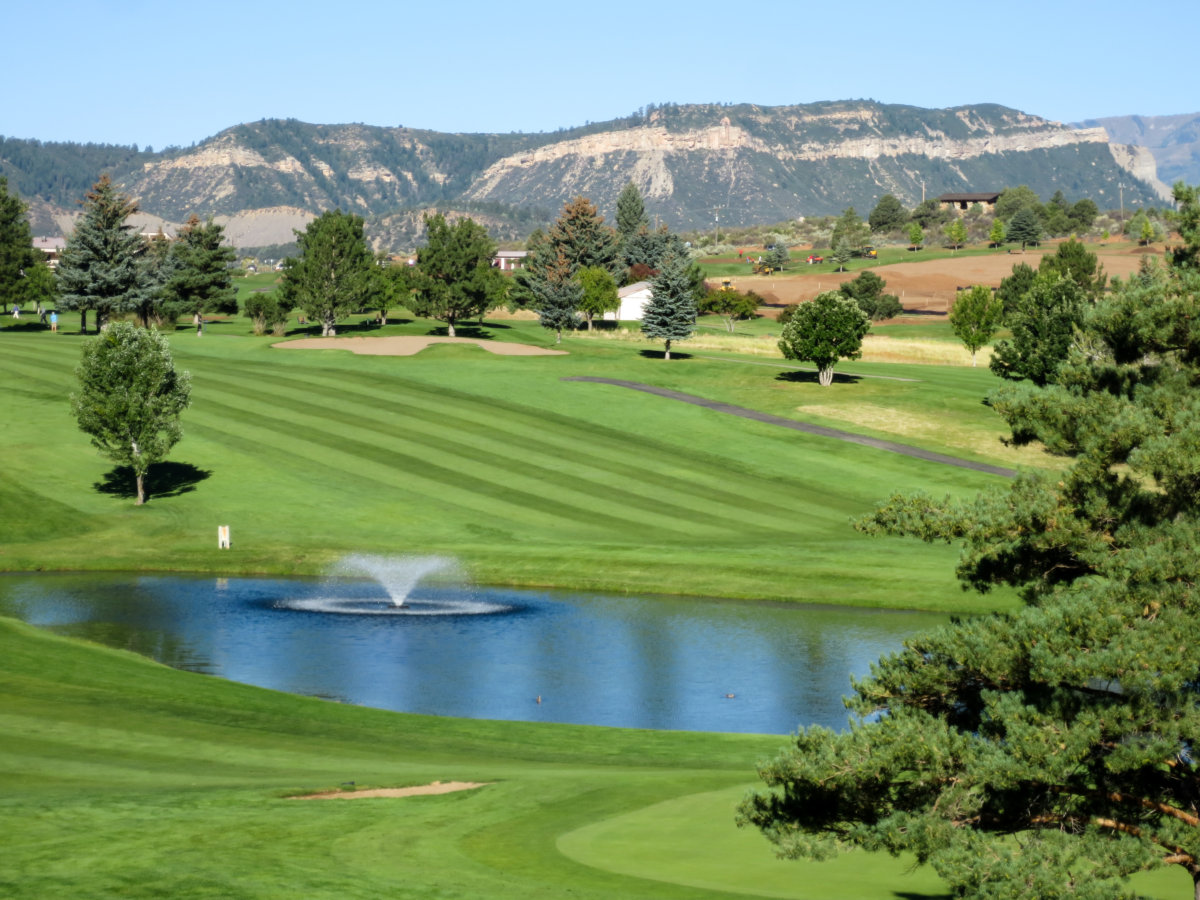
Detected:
[725,241,1162,316]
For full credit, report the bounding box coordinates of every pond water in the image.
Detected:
[0,570,947,735]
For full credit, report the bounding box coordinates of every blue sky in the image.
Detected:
[9,0,1197,149]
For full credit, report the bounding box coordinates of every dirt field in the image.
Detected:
[724,243,1160,315]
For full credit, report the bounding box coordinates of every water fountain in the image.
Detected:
[275,554,512,616]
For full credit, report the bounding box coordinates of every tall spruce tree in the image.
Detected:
[163,216,237,321]
[530,270,581,344]
[741,251,1200,897]
[0,176,38,313]
[531,196,621,280]
[56,176,147,333]
[1007,206,1042,251]
[616,181,649,245]
[640,252,696,359]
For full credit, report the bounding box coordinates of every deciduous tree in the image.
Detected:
[279,209,376,337]
[575,265,618,330]
[988,218,1007,248]
[945,218,967,251]
[831,207,870,255]
[949,284,1004,365]
[907,222,924,250]
[697,287,760,332]
[71,322,191,505]
[407,213,506,336]
[777,291,869,386]
[838,270,901,321]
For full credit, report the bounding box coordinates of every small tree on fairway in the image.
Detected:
[949,284,1004,365]
[777,291,869,386]
[831,207,870,255]
[407,213,506,336]
[641,252,696,359]
[988,218,1007,248]
[838,270,901,321]
[1007,206,1042,250]
[71,322,191,505]
[907,222,924,250]
[279,210,375,336]
[830,239,852,272]
[575,265,618,330]
[56,176,148,333]
[697,287,761,332]
[945,218,967,251]
[765,243,790,271]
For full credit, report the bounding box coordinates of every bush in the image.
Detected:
[244,294,289,336]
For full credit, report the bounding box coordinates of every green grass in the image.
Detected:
[0,309,1023,612]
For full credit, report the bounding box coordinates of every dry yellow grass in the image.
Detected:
[795,402,1056,469]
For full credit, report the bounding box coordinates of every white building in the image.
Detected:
[605,281,653,321]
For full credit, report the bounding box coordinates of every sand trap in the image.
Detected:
[274,335,566,356]
[293,781,490,800]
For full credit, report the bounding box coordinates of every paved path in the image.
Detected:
[562,377,1016,479]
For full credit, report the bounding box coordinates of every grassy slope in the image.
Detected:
[0,313,1020,612]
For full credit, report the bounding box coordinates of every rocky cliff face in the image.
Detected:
[1075,112,1200,190]
[5,101,1168,248]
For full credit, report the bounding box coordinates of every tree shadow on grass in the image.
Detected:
[425,324,508,339]
[637,349,694,360]
[774,369,862,385]
[94,461,212,501]
[893,892,953,900]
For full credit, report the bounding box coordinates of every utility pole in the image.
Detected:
[713,206,723,246]
[1119,182,1126,224]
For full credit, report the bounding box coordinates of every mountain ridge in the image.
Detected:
[1,101,1170,249]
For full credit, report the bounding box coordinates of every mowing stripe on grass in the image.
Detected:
[196,365,827,533]
[565,377,1018,478]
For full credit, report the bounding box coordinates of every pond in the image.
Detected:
[0,564,947,735]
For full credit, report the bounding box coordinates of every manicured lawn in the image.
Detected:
[0,310,1023,613]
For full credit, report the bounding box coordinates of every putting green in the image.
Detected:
[557,785,948,899]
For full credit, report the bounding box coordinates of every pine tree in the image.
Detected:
[530,269,581,343]
[1006,206,1042,251]
[55,176,148,333]
[531,196,620,280]
[741,255,1200,897]
[164,216,238,321]
[641,252,696,359]
[615,181,648,245]
[0,176,38,313]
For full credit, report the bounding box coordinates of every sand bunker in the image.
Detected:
[274,335,566,356]
[293,781,490,800]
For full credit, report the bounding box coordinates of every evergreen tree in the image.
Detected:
[868,194,908,233]
[71,322,191,505]
[949,284,1004,366]
[1170,182,1200,270]
[997,261,1036,318]
[742,258,1200,898]
[0,176,38,313]
[56,176,148,333]
[407,213,505,337]
[279,209,375,337]
[777,291,869,386]
[615,181,649,245]
[989,273,1086,385]
[641,252,696,359]
[164,216,238,320]
[1006,206,1042,250]
[531,196,621,280]
[1038,239,1107,300]
[530,270,581,344]
[838,270,901,321]
[830,207,870,254]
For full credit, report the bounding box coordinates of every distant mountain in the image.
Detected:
[1,102,1170,250]
[1074,113,1200,189]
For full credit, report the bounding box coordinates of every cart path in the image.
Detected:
[562,377,1016,478]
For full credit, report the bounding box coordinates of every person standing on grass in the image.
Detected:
[49,311,57,332]
[194,311,203,336]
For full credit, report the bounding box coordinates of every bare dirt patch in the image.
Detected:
[274,335,566,356]
[725,243,1159,315]
[293,781,490,800]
